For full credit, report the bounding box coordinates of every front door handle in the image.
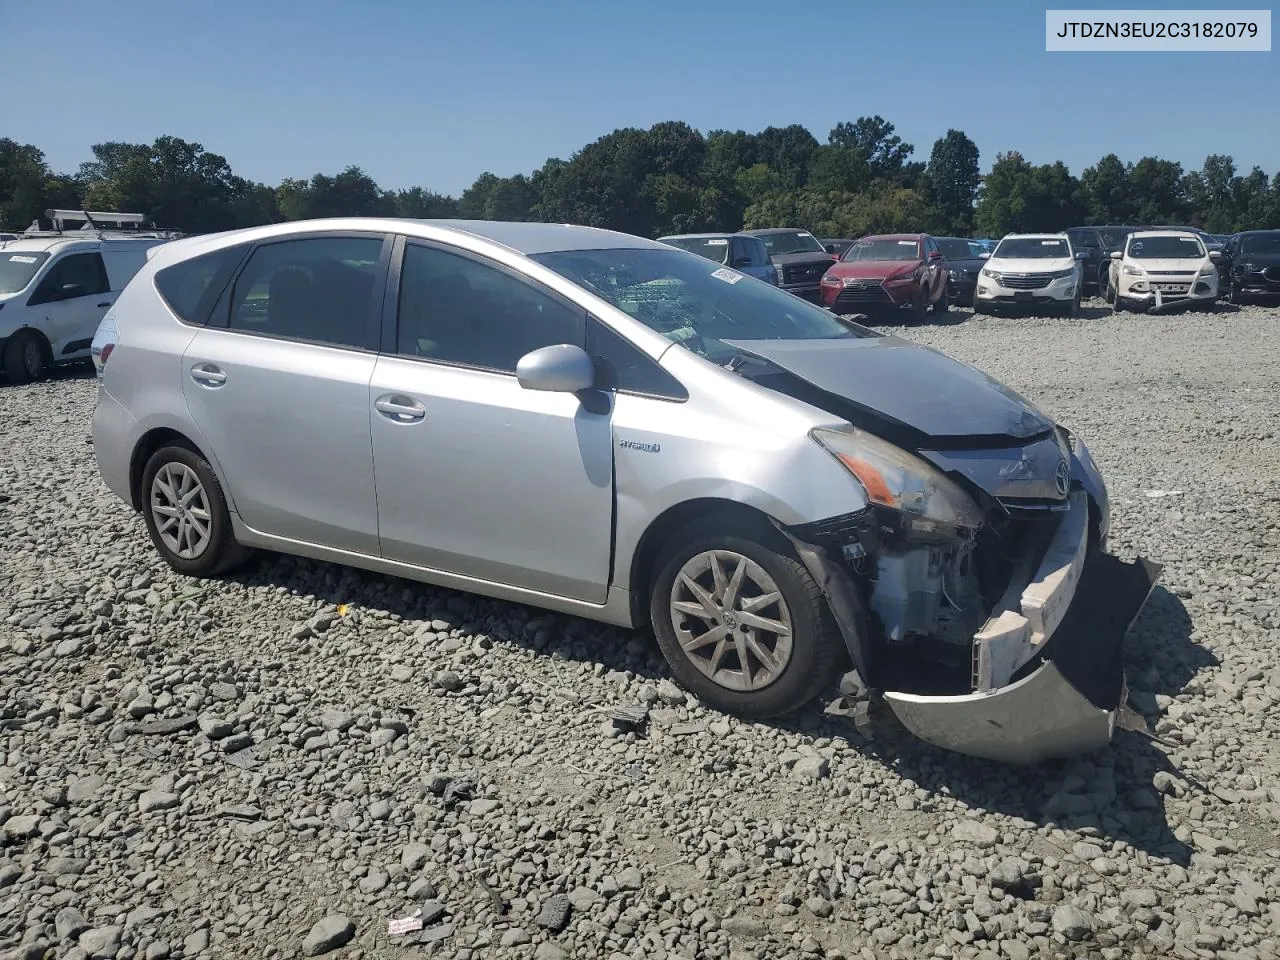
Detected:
[374,394,426,423]
[191,363,227,387]
[97,300,113,308]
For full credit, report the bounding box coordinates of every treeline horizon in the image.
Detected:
[3,117,1278,240]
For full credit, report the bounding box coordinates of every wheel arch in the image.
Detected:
[128,428,213,511]
[626,498,783,629]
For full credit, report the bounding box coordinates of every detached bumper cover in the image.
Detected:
[884,550,1161,763]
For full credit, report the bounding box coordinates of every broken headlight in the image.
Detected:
[812,425,985,536]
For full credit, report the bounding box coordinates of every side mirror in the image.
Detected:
[516,344,596,394]
[1208,250,1221,259]
[928,250,943,260]
[979,252,991,260]
[60,282,87,299]
[1074,251,1089,260]
[1109,250,1123,260]
[731,256,752,268]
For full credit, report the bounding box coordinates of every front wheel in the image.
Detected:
[141,445,251,578]
[933,285,950,314]
[3,330,47,385]
[649,517,845,719]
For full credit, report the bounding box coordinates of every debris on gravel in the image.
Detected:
[1,305,1279,959]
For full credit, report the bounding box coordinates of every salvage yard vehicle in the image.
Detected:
[935,237,988,305]
[973,233,1085,317]
[1107,230,1219,313]
[91,217,1159,763]
[658,232,778,285]
[1215,229,1280,304]
[0,210,171,384]
[819,234,949,321]
[739,228,835,302]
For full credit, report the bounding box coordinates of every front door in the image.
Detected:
[369,238,614,603]
[180,233,389,555]
[28,252,112,356]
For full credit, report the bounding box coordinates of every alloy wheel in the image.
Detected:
[668,549,794,692]
[150,462,213,560]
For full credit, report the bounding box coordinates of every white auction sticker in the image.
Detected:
[711,267,743,284]
[9,255,37,263]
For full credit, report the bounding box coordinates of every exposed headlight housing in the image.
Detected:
[981,267,1002,281]
[1121,263,1145,277]
[1047,267,1075,280]
[812,425,985,535]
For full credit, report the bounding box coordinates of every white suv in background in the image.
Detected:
[973,233,1085,317]
[0,233,170,383]
[1107,230,1219,313]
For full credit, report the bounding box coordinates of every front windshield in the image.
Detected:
[843,238,920,262]
[936,238,981,260]
[533,247,874,364]
[0,251,50,295]
[756,231,825,255]
[1241,233,1280,256]
[993,238,1070,259]
[661,236,730,265]
[1128,235,1205,259]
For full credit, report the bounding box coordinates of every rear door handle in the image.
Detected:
[374,394,426,423]
[97,301,113,308]
[191,363,227,387]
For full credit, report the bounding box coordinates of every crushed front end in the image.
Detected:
[790,426,1161,764]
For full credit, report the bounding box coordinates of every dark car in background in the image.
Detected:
[820,233,949,321]
[658,232,779,285]
[936,237,988,304]
[1217,230,1280,303]
[821,237,857,258]
[740,228,835,301]
[1068,225,1142,297]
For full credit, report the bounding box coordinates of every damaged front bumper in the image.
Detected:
[786,490,1161,764]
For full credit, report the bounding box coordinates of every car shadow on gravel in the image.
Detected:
[838,584,1212,863]
[233,553,1210,862]
[0,361,95,387]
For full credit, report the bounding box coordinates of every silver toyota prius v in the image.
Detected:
[91,218,1161,763]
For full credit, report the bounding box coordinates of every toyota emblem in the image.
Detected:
[1055,458,1071,496]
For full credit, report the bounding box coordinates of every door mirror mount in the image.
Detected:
[516,344,596,394]
[730,256,752,268]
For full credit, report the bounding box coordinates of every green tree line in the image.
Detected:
[3,119,1278,237]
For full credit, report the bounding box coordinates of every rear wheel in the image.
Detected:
[3,330,47,385]
[141,445,251,578]
[649,516,845,719]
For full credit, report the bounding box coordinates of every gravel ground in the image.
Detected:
[1,301,1279,960]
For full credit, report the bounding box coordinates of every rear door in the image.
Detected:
[180,232,390,554]
[368,236,614,602]
[26,251,112,357]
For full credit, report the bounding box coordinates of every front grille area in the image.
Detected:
[834,282,892,307]
[999,273,1054,290]
[783,263,829,284]
[1147,270,1196,277]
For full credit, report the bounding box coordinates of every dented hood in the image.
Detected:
[723,336,1055,446]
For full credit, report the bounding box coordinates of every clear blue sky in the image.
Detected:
[4,0,1276,195]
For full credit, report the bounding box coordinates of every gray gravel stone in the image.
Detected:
[77,926,122,959]
[1052,904,1095,941]
[302,915,354,956]
[137,790,179,813]
[536,893,571,932]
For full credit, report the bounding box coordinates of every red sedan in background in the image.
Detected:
[820,233,949,321]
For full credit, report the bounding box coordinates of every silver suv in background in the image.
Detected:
[92,218,1159,763]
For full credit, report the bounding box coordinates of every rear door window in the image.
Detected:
[227,235,385,349]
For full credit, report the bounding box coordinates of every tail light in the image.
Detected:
[91,314,118,379]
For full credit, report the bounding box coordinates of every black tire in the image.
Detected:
[972,293,989,317]
[3,330,47,385]
[933,284,950,314]
[140,444,251,578]
[1065,288,1081,318]
[1226,280,1242,306]
[648,515,845,719]
[908,288,928,324]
